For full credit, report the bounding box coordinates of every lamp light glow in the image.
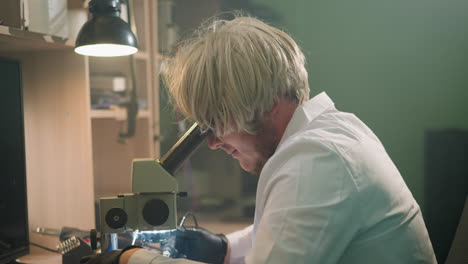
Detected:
[75,0,138,57]
[74,44,137,57]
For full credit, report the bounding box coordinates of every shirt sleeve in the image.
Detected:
[127,249,203,264]
[246,145,360,264]
[226,225,253,264]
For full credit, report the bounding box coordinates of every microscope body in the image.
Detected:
[97,123,206,251]
[99,159,179,250]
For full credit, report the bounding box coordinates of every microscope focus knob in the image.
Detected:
[142,199,169,226]
[105,208,128,229]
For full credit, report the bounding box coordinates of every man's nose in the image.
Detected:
[207,134,223,150]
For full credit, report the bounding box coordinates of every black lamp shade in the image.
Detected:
[75,0,138,57]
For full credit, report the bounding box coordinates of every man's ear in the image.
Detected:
[268,101,280,118]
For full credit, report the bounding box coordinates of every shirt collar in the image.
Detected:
[278,92,335,147]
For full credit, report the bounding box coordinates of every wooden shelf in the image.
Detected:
[0,0,159,241]
[89,0,158,197]
[0,25,73,52]
[90,108,150,120]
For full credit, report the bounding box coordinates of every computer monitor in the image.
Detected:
[0,57,29,264]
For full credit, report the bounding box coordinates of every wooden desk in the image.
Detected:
[15,219,250,264]
[17,245,61,264]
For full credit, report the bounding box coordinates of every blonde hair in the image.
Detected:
[162,16,309,136]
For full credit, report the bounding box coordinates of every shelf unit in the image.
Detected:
[90,109,150,119]
[0,26,94,247]
[0,0,160,245]
[0,26,72,50]
[89,0,159,198]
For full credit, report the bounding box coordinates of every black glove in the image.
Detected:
[164,227,227,264]
[80,246,141,264]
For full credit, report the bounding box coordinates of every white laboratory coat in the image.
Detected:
[129,92,436,264]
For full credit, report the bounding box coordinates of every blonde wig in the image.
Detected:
[162,16,309,136]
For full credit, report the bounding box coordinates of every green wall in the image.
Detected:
[251,0,468,207]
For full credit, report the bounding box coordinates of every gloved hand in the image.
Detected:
[80,246,141,264]
[163,227,228,264]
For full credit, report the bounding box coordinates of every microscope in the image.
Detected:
[97,123,208,251]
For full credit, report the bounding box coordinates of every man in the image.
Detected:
[83,16,436,264]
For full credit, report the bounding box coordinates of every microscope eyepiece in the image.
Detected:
[159,123,209,175]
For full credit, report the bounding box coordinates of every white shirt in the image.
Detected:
[129,92,436,264]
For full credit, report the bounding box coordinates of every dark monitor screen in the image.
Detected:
[0,58,29,263]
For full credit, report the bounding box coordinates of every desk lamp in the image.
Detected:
[75,0,139,139]
[75,0,138,57]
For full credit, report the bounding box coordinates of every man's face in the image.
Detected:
[206,121,278,175]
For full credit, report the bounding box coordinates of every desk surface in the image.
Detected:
[17,245,62,264]
[17,219,250,264]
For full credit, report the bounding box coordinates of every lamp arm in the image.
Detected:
[119,0,139,139]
